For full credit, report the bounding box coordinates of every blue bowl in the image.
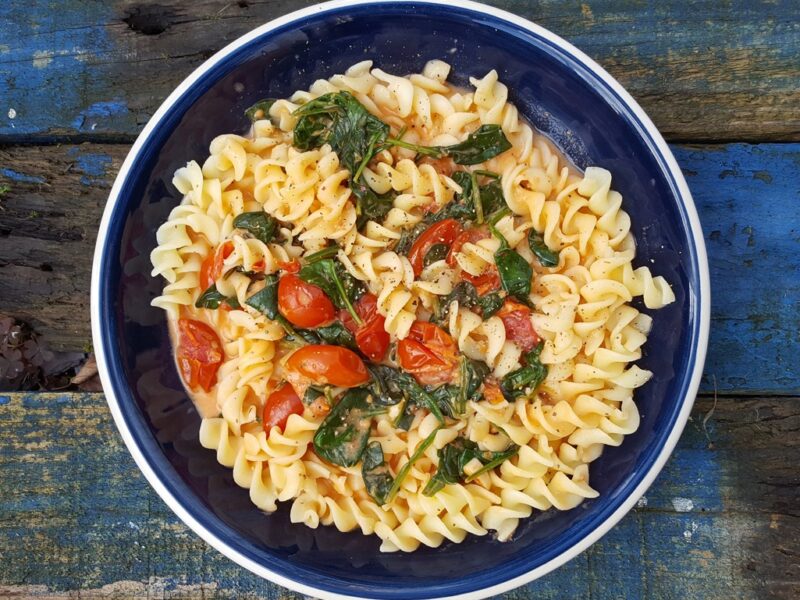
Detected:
[91,1,710,598]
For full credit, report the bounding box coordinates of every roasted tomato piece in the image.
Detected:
[498,299,539,352]
[285,345,370,387]
[340,293,390,362]
[397,321,459,386]
[277,273,336,328]
[177,318,224,392]
[263,382,304,431]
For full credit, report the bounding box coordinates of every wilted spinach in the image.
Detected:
[366,365,445,425]
[361,442,394,505]
[384,427,440,502]
[245,98,277,122]
[423,243,450,267]
[313,388,383,467]
[195,284,241,310]
[490,224,532,303]
[436,281,504,323]
[423,437,519,496]
[232,211,278,245]
[500,341,547,400]
[390,125,512,166]
[528,229,560,267]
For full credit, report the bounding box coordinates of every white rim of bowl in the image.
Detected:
[91,1,711,598]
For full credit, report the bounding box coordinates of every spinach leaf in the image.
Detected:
[394,400,416,431]
[422,437,519,495]
[428,385,460,419]
[361,441,394,505]
[435,171,506,225]
[245,275,280,319]
[385,427,440,502]
[298,258,363,324]
[464,444,520,482]
[245,275,300,338]
[440,125,512,165]
[304,245,339,263]
[478,292,504,319]
[292,92,390,176]
[458,358,490,414]
[479,178,505,215]
[490,225,532,303]
[423,243,450,267]
[422,437,483,496]
[233,211,278,245]
[387,125,512,166]
[500,341,547,399]
[394,222,429,256]
[352,180,395,230]
[195,284,241,310]
[303,386,325,406]
[245,98,277,122]
[366,365,445,424]
[366,365,406,406]
[310,321,358,351]
[437,281,502,323]
[528,229,560,267]
[313,388,378,467]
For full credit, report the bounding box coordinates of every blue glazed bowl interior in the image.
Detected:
[98,3,702,598]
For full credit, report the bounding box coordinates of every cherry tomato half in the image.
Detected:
[408,219,462,276]
[340,293,390,362]
[397,321,459,386]
[285,345,370,387]
[277,273,336,328]
[199,241,234,290]
[177,318,224,392]
[498,300,540,352]
[263,382,304,432]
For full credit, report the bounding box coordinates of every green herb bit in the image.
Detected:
[464,445,520,482]
[528,229,560,267]
[195,284,241,310]
[385,427,440,502]
[500,341,548,399]
[423,243,450,268]
[362,442,394,505]
[244,99,277,122]
[304,245,339,264]
[232,211,277,245]
[312,388,375,467]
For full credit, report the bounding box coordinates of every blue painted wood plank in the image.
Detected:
[0,392,796,599]
[674,144,800,394]
[0,0,798,141]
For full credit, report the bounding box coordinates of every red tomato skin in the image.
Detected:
[277,274,336,328]
[447,228,488,267]
[498,300,540,352]
[263,382,304,431]
[464,269,501,295]
[408,219,462,276]
[340,294,390,362]
[286,345,370,387]
[397,321,459,386]
[177,319,224,392]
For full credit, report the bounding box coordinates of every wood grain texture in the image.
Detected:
[0,392,797,599]
[2,142,798,393]
[0,0,798,142]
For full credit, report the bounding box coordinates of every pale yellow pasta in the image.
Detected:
[150,61,675,552]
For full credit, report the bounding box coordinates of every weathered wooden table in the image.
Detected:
[1,1,798,598]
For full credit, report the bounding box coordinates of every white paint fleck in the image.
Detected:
[91,123,97,130]
[8,108,16,119]
[32,49,54,68]
[683,520,699,541]
[127,521,140,530]
[636,496,648,508]
[672,497,694,512]
[0,44,9,54]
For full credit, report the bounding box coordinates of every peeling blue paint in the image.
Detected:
[0,168,45,184]
[75,153,112,177]
[0,396,9,405]
[70,101,129,132]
